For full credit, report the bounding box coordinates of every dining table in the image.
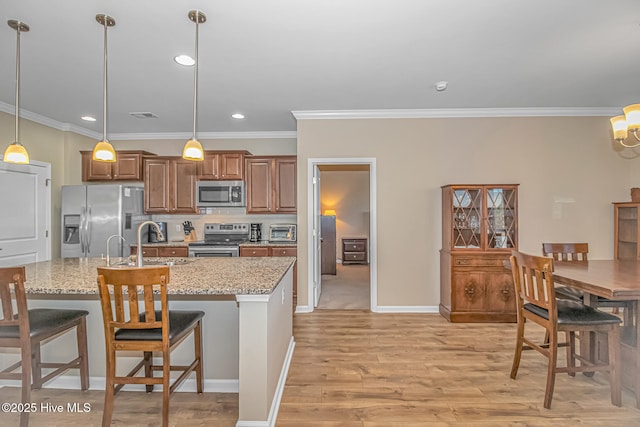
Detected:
[553,259,640,407]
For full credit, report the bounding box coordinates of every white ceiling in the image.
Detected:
[2,0,640,139]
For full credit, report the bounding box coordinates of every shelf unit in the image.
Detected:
[614,202,640,260]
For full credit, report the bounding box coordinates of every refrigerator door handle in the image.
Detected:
[79,207,86,256]
[86,207,92,257]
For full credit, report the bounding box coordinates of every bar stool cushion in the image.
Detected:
[524,300,622,326]
[114,310,205,342]
[0,308,90,339]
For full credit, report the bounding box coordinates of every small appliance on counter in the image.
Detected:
[269,224,296,242]
[250,223,262,242]
[148,222,168,243]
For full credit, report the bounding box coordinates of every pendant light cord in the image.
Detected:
[14,25,21,144]
[102,20,108,142]
[192,16,199,141]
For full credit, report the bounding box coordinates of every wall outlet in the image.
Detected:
[282,288,285,304]
[176,224,181,232]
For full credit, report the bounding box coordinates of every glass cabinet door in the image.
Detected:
[486,187,517,249]
[452,188,483,249]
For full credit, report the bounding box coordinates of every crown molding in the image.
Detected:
[291,107,619,120]
[108,131,297,140]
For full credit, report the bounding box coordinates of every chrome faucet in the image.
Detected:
[106,234,125,266]
[137,221,164,267]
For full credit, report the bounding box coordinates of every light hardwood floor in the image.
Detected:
[1,311,640,426]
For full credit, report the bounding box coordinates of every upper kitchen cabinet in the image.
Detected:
[197,150,251,180]
[143,157,198,214]
[245,156,297,214]
[81,150,155,182]
[440,184,519,323]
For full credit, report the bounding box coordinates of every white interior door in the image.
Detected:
[312,165,322,307]
[0,160,51,266]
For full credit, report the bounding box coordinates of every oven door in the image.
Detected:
[188,246,239,257]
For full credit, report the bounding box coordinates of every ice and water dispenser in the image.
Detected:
[63,215,80,244]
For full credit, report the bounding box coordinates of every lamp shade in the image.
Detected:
[3,142,29,164]
[623,104,640,130]
[610,115,629,141]
[92,140,116,162]
[182,138,204,161]
[323,209,337,216]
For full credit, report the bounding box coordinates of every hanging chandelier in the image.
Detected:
[92,14,117,162]
[610,104,640,148]
[182,10,206,161]
[3,20,30,164]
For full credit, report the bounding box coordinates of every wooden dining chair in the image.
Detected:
[96,266,204,427]
[0,266,89,427]
[509,251,621,409]
[542,243,634,323]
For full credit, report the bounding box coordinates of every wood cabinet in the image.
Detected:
[81,150,155,182]
[440,184,519,323]
[240,245,297,306]
[197,150,251,180]
[342,238,367,265]
[130,246,189,257]
[614,202,640,260]
[321,216,337,274]
[245,156,297,214]
[143,157,198,214]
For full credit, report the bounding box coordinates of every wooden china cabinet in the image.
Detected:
[439,184,519,323]
[613,202,640,259]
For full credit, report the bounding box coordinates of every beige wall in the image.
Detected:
[296,116,635,308]
[319,169,370,259]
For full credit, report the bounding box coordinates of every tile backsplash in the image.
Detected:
[150,208,297,242]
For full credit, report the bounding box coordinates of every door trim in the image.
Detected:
[306,157,377,312]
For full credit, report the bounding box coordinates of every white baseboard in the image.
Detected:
[0,377,239,393]
[235,336,295,427]
[372,305,440,313]
[295,305,313,313]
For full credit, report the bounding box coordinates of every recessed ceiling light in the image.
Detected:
[81,116,96,122]
[174,55,195,66]
[232,113,245,119]
[435,81,448,92]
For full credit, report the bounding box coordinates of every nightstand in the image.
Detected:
[342,238,367,265]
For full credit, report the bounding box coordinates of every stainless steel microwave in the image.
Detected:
[196,180,245,207]
[269,224,297,242]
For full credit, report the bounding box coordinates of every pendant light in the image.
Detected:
[92,14,117,162]
[3,20,30,164]
[182,10,206,161]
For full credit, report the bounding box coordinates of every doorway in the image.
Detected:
[307,158,377,312]
[317,165,370,309]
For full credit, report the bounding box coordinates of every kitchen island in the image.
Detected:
[1,256,295,427]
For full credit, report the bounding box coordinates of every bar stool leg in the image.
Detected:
[608,324,621,406]
[77,318,90,391]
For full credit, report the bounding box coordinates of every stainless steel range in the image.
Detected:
[188,223,249,257]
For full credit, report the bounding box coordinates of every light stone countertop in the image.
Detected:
[22,256,295,296]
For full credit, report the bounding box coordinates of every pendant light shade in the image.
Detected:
[182,10,206,161]
[92,14,116,162]
[4,20,30,165]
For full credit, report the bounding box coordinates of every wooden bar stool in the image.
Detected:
[97,266,204,427]
[509,251,621,408]
[0,266,89,427]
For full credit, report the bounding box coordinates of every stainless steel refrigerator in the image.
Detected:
[61,185,148,258]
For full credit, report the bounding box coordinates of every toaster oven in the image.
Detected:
[269,224,296,242]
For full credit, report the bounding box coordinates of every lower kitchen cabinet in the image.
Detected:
[130,246,189,257]
[240,245,297,306]
[439,252,516,322]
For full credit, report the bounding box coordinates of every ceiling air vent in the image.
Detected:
[129,112,158,119]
